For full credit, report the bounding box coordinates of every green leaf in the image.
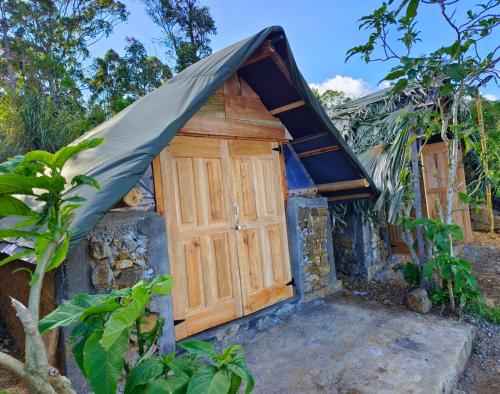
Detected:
[63,195,86,203]
[187,366,231,394]
[0,173,34,194]
[0,229,45,240]
[447,225,464,241]
[52,138,103,169]
[80,298,121,320]
[83,329,129,394]
[23,150,55,166]
[227,356,254,394]
[124,357,165,394]
[47,235,70,271]
[443,63,467,82]
[101,285,149,350]
[405,0,419,20]
[71,318,103,377]
[229,373,242,394]
[384,68,406,81]
[392,78,408,94]
[180,340,217,359]
[0,195,35,218]
[131,376,189,394]
[0,250,33,267]
[34,236,50,263]
[39,293,107,334]
[150,274,174,295]
[71,175,100,189]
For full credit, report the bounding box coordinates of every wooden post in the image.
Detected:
[476,95,494,233]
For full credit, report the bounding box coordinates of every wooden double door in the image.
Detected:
[157,136,293,339]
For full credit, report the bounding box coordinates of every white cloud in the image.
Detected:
[309,75,373,99]
[483,93,498,101]
[378,80,392,89]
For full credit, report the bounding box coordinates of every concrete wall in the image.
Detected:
[332,207,391,280]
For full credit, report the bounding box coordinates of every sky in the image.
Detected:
[89,0,500,100]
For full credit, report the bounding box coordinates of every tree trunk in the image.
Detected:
[408,105,428,288]
[476,95,494,233]
[0,12,16,92]
[444,98,460,227]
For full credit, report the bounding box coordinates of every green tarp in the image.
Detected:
[3,26,377,251]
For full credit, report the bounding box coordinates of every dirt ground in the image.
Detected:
[1,232,498,393]
[342,231,500,394]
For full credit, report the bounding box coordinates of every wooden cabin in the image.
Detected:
[0,28,378,387]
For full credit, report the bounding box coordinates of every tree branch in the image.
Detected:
[11,298,50,377]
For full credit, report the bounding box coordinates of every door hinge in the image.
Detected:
[174,319,186,326]
[286,278,295,287]
[272,145,282,153]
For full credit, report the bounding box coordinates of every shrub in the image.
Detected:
[40,276,255,394]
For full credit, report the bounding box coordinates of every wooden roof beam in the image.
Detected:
[328,192,372,202]
[297,145,340,158]
[242,40,291,82]
[290,132,330,145]
[316,178,369,193]
[270,100,305,115]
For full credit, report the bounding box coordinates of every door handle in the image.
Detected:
[232,224,246,230]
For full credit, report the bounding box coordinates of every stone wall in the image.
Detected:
[286,196,339,301]
[332,207,390,280]
[58,210,174,392]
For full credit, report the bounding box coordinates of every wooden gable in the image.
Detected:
[179,74,289,141]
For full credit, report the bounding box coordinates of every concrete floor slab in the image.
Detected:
[243,295,475,394]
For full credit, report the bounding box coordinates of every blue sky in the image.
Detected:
[90,0,500,100]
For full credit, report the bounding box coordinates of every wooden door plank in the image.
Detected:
[161,136,244,340]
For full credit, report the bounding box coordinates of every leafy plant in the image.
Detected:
[401,262,420,288]
[0,139,103,393]
[40,276,254,394]
[401,216,498,321]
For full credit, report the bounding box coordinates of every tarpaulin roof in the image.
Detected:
[1,26,377,252]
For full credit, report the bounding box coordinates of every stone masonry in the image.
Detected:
[58,210,174,392]
[286,196,339,301]
[332,208,390,280]
[88,219,150,291]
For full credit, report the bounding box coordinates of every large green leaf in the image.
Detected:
[46,235,70,271]
[179,340,216,359]
[0,229,46,240]
[83,329,129,394]
[186,366,231,394]
[124,357,165,394]
[150,274,174,295]
[71,318,103,377]
[0,250,33,267]
[23,150,55,167]
[71,175,100,189]
[39,293,107,334]
[0,173,35,194]
[405,0,419,20]
[101,286,149,350]
[0,195,35,218]
[52,138,103,169]
[227,358,255,394]
[129,376,190,394]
